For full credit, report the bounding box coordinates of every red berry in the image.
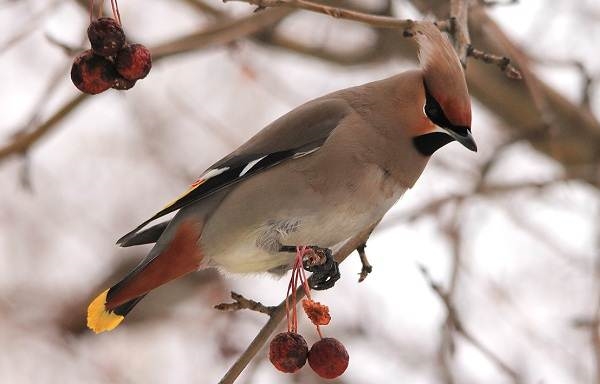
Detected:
[87,17,126,57]
[112,76,136,90]
[116,44,152,80]
[71,50,116,94]
[308,338,349,379]
[268,332,308,373]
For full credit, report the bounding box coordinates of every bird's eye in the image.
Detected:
[423,81,452,128]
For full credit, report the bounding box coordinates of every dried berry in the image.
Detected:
[71,50,117,94]
[87,17,126,57]
[308,338,349,379]
[269,332,308,373]
[302,299,331,326]
[112,76,136,90]
[116,44,152,80]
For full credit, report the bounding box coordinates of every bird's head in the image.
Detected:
[410,22,477,156]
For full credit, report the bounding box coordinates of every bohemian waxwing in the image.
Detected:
[87,21,476,333]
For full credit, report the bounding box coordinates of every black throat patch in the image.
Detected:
[413,132,454,156]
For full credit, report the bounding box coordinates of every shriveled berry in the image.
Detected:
[112,76,136,90]
[88,17,126,57]
[302,299,331,326]
[269,332,308,373]
[116,44,152,80]
[71,50,117,94]
[308,338,349,379]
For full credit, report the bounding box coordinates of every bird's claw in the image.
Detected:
[278,245,340,290]
[304,246,340,290]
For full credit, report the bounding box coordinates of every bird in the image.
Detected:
[87,21,476,333]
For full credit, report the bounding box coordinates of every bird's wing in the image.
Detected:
[116,97,352,245]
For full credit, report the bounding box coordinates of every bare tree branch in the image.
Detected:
[419,265,522,383]
[467,44,522,79]
[0,93,89,160]
[215,291,277,316]
[223,0,417,31]
[449,0,471,67]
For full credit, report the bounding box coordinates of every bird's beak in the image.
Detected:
[444,126,477,152]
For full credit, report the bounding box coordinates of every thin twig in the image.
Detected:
[531,56,595,109]
[0,93,89,160]
[151,7,293,59]
[215,291,277,316]
[180,0,227,18]
[419,265,522,383]
[223,0,416,31]
[467,44,522,79]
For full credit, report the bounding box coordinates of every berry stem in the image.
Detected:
[283,246,326,338]
[89,0,94,24]
[110,0,122,25]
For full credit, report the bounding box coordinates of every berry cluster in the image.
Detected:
[71,2,151,95]
[268,246,349,380]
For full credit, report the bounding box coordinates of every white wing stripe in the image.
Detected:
[239,156,267,177]
[292,147,320,159]
[201,167,230,181]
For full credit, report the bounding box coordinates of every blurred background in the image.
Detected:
[1,0,600,383]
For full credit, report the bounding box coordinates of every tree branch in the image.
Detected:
[466,44,522,79]
[419,265,522,383]
[449,0,471,67]
[215,291,277,316]
[223,0,417,31]
[0,93,89,160]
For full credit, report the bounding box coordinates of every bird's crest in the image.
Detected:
[413,21,471,128]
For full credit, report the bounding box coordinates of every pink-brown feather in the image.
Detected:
[415,22,472,128]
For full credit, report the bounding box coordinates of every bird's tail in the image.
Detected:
[87,291,146,333]
[87,220,205,333]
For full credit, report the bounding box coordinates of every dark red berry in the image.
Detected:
[112,76,136,90]
[88,17,125,57]
[116,44,152,80]
[269,332,308,373]
[71,50,117,94]
[308,338,349,379]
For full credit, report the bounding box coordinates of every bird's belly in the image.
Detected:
[204,188,405,274]
[206,210,372,273]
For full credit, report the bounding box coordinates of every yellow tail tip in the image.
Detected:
[87,289,124,334]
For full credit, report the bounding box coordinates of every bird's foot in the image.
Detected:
[357,243,373,283]
[279,245,340,290]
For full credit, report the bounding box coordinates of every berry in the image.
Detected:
[116,44,152,81]
[268,332,308,373]
[71,50,117,94]
[112,76,136,90]
[308,338,349,379]
[302,299,331,326]
[88,17,126,57]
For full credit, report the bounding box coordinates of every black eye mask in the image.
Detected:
[423,82,453,129]
[414,81,475,156]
